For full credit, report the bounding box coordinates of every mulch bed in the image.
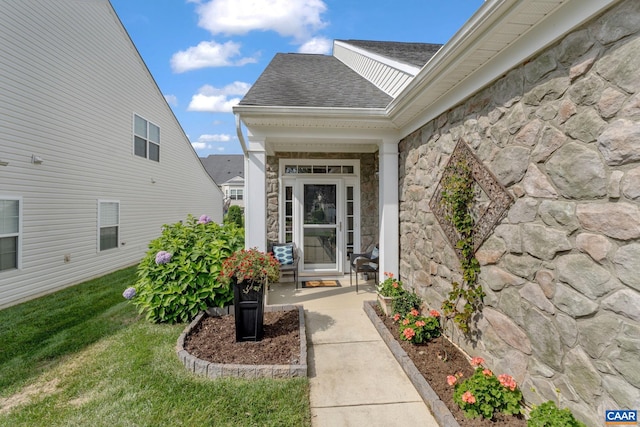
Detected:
[183,309,301,365]
[374,305,527,426]
[183,305,526,426]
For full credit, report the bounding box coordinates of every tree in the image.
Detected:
[224,205,244,228]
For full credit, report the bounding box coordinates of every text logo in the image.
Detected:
[606,410,637,425]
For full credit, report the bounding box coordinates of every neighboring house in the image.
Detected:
[200,155,245,210]
[234,0,640,424]
[0,0,224,308]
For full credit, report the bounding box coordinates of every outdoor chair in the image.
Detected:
[270,242,300,289]
[349,244,379,293]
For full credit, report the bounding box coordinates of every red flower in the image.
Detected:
[470,357,485,367]
[410,308,420,317]
[415,320,426,327]
[462,391,476,404]
[393,313,401,322]
[429,310,440,317]
[482,369,493,377]
[402,328,416,340]
[498,374,517,391]
[447,375,457,386]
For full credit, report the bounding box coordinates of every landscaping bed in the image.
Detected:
[365,301,527,427]
[177,304,307,379]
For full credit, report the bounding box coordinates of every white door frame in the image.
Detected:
[279,159,360,275]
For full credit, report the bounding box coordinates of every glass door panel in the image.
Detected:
[302,183,339,271]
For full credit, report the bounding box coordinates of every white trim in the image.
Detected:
[97,199,120,252]
[334,40,422,76]
[245,139,267,251]
[390,0,619,136]
[278,159,360,274]
[0,196,23,271]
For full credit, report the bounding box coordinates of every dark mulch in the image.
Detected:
[183,306,526,426]
[183,310,301,365]
[374,305,527,426]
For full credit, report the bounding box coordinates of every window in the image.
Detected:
[98,201,119,251]
[0,198,20,271]
[134,114,160,162]
[229,189,243,200]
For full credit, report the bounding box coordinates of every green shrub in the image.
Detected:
[392,290,423,317]
[130,214,244,323]
[396,309,441,344]
[451,362,523,420]
[528,401,585,427]
[224,205,244,228]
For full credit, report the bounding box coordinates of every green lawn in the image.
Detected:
[0,267,310,426]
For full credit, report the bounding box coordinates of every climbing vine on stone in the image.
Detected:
[439,158,484,333]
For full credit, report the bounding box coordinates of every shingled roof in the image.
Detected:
[338,40,443,68]
[238,53,393,108]
[199,154,244,186]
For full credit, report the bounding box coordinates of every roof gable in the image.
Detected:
[200,155,244,185]
[238,53,392,108]
[336,40,442,68]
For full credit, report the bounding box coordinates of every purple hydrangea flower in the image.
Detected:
[197,214,212,224]
[155,250,172,265]
[122,287,136,300]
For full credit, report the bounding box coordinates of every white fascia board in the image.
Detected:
[389,0,619,136]
[333,40,422,76]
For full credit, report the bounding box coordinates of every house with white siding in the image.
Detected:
[0,0,224,308]
[235,0,640,424]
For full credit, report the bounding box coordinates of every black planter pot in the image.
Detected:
[233,280,265,342]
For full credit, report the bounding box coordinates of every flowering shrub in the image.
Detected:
[129,214,244,323]
[122,287,136,300]
[392,289,423,318]
[220,248,281,292]
[396,308,441,344]
[376,272,406,298]
[449,357,523,419]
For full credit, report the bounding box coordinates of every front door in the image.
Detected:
[302,181,340,272]
[280,159,360,275]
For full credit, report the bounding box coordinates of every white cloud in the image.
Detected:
[187,82,251,112]
[199,134,232,142]
[191,141,209,150]
[170,40,257,73]
[298,37,332,54]
[191,134,234,154]
[164,94,178,106]
[194,0,328,41]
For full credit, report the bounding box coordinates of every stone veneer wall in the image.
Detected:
[398,1,640,425]
[266,152,378,250]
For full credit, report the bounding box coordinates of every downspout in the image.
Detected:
[235,113,248,156]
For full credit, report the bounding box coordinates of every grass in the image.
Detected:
[0,267,311,426]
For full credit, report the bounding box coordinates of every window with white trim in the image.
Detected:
[133,114,160,162]
[230,189,243,200]
[98,201,119,251]
[0,198,20,271]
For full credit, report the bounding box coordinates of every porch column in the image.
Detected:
[244,138,267,251]
[378,139,399,278]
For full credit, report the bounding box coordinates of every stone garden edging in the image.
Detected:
[363,300,461,427]
[176,304,307,379]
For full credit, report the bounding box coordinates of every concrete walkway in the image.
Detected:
[267,278,440,427]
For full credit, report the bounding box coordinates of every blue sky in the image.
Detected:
[109,0,485,157]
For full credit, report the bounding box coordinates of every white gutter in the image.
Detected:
[235,112,248,156]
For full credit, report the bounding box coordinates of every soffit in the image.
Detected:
[388,0,570,128]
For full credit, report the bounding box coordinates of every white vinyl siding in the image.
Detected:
[134,114,160,162]
[0,0,224,308]
[0,198,21,271]
[98,200,119,251]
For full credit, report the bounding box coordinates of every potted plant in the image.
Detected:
[220,248,281,342]
[376,272,405,316]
